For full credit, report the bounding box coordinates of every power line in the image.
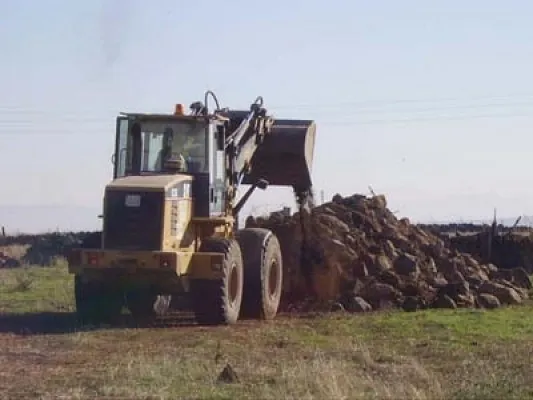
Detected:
[4,92,533,114]
[1,96,533,134]
[2,99,533,121]
[0,112,531,135]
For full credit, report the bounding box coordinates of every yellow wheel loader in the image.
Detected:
[67,91,316,326]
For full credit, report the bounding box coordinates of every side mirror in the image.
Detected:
[257,179,269,190]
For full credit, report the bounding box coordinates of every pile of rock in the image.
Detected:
[247,193,532,312]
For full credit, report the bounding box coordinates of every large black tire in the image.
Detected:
[190,237,244,325]
[75,232,124,326]
[74,275,124,326]
[236,228,283,320]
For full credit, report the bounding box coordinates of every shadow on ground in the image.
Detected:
[0,312,200,335]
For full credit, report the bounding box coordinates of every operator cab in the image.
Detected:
[112,107,226,217]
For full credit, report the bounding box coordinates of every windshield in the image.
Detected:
[123,119,208,175]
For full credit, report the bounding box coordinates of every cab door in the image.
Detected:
[208,124,225,216]
[113,116,129,179]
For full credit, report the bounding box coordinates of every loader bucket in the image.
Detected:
[242,119,316,190]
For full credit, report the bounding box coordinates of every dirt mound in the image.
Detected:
[248,193,532,312]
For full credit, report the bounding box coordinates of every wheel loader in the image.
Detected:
[67,91,316,326]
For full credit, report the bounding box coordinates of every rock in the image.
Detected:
[430,275,449,289]
[317,214,351,235]
[455,293,476,308]
[486,263,499,273]
[491,267,532,290]
[436,258,460,281]
[439,281,470,302]
[424,257,438,276]
[463,254,480,268]
[370,195,387,209]
[402,296,421,312]
[352,261,369,278]
[478,281,523,305]
[345,296,372,313]
[383,240,397,259]
[374,254,393,272]
[217,363,239,384]
[394,253,419,276]
[330,302,345,312]
[496,280,530,300]
[432,294,457,309]
[378,269,402,288]
[466,269,489,283]
[332,194,343,204]
[466,275,484,291]
[477,293,501,309]
[399,217,410,227]
[358,281,404,309]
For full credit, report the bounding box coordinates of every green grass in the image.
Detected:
[1,264,533,399]
[0,261,74,313]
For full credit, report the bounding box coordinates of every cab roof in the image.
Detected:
[118,113,210,122]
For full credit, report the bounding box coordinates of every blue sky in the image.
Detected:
[2,0,533,232]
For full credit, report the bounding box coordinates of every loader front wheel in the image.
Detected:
[237,228,283,320]
[74,275,123,326]
[190,237,243,325]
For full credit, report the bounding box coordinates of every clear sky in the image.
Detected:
[2,0,533,232]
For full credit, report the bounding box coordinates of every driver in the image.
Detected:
[178,129,197,158]
[164,126,203,172]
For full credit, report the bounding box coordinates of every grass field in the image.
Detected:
[1,263,533,399]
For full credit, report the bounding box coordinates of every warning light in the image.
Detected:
[174,104,184,115]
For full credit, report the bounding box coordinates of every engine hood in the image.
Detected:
[106,174,192,192]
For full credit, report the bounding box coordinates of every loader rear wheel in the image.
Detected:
[190,237,243,325]
[74,275,123,326]
[237,228,283,320]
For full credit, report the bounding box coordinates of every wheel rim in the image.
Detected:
[268,258,280,299]
[229,262,240,305]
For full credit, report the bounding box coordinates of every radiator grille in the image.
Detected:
[103,190,164,251]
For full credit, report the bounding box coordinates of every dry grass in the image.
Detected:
[0,323,445,400]
[1,264,533,399]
